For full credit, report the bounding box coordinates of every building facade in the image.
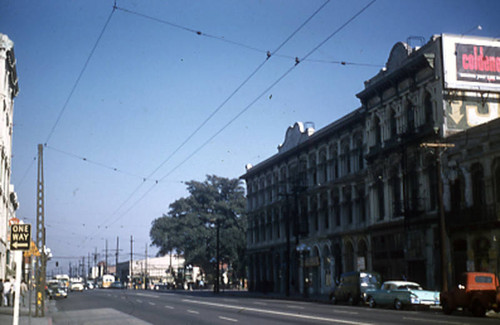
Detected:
[241,34,500,296]
[0,33,19,280]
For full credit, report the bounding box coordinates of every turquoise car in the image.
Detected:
[366,281,440,310]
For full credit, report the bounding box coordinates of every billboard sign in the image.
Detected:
[442,34,500,91]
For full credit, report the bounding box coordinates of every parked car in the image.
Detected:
[70,281,84,292]
[85,282,95,290]
[366,281,440,310]
[440,272,500,317]
[330,271,381,305]
[47,280,68,299]
[109,281,125,289]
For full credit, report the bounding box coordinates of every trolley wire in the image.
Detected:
[115,4,381,68]
[44,7,116,145]
[92,0,377,236]
[83,0,334,240]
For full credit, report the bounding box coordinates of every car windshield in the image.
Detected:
[360,273,380,286]
[398,284,422,290]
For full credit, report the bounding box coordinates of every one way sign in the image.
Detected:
[10,224,31,251]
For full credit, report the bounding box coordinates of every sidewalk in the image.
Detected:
[0,292,53,325]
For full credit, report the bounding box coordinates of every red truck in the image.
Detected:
[440,272,500,317]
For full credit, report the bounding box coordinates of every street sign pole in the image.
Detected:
[13,250,22,325]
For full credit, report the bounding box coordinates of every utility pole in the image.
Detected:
[216,220,220,294]
[130,236,133,289]
[421,142,455,292]
[116,236,119,277]
[145,243,148,290]
[35,144,46,317]
[88,252,91,280]
[105,239,108,274]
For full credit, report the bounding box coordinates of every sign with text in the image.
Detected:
[10,223,31,250]
[442,34,500,91]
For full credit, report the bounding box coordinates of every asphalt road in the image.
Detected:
[50,289,500,325]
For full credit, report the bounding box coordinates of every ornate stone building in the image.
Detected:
[0,33,19,280]
[241,34,500,296]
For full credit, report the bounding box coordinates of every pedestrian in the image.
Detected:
[20,280,28,307]
[0,279,3,307]
[3,279,11,307]
[10,280,15,306]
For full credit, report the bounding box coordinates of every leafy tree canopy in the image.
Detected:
[150,175,247,280]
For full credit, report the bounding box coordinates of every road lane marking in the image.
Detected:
[286,305,304,310]
[187,309,199,314]
[253,302,267,305]
[136,293,160,298]
[165,305,174,309]
[183,299,374,325]
[149,302,156,306]
[136,299,143,303]
[403,317,470,325]
[219,316,238,322]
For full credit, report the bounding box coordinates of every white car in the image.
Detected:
[70,281,84,292]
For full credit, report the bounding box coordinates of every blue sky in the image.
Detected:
[1,0,498,274]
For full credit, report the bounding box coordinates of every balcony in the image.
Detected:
[446,204,499,229]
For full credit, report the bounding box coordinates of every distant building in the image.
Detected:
[114,254,186,286]
[0,33,19,280]
[241,34,500,296]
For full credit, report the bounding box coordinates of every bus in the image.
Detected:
[102,274,115,288]
[54,274,70,291]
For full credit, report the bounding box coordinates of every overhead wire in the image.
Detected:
[44,144,184,184]
[114,4,381,68]
[93,0,378,235]
[158,0,378,183]
[83,0,333,240]
[44,7,116,145]
[15,155,36,188]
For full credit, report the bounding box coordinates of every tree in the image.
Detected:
[150,175,247,283]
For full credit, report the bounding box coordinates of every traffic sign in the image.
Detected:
[10,224,31,251]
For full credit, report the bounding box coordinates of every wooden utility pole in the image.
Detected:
[421,142,455,292]
[115,236,119,275]
[35,144,46,317]
[145,243,148,290]
[130,236,133,288]
[105,239,108,274]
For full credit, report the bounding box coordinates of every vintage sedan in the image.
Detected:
[366,281,440,310]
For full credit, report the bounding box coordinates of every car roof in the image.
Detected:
[383,281,420,287]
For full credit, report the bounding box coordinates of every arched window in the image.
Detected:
[406,101,415,133]
[358,240,368,271]
[374,115,381,145]
[494,160,500,203]
[471,163,485,211]
[377,177,385,220]
[450,172,465,213]
[424,92,433,125]
[318,150,327,184]
[390,108,397,138]
[344,241,355,272]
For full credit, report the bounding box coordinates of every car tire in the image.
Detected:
[368,297,376,308]
[394,299,403,310]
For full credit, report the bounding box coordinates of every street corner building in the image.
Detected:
[240,34,500,297]
[0,33,20,280]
